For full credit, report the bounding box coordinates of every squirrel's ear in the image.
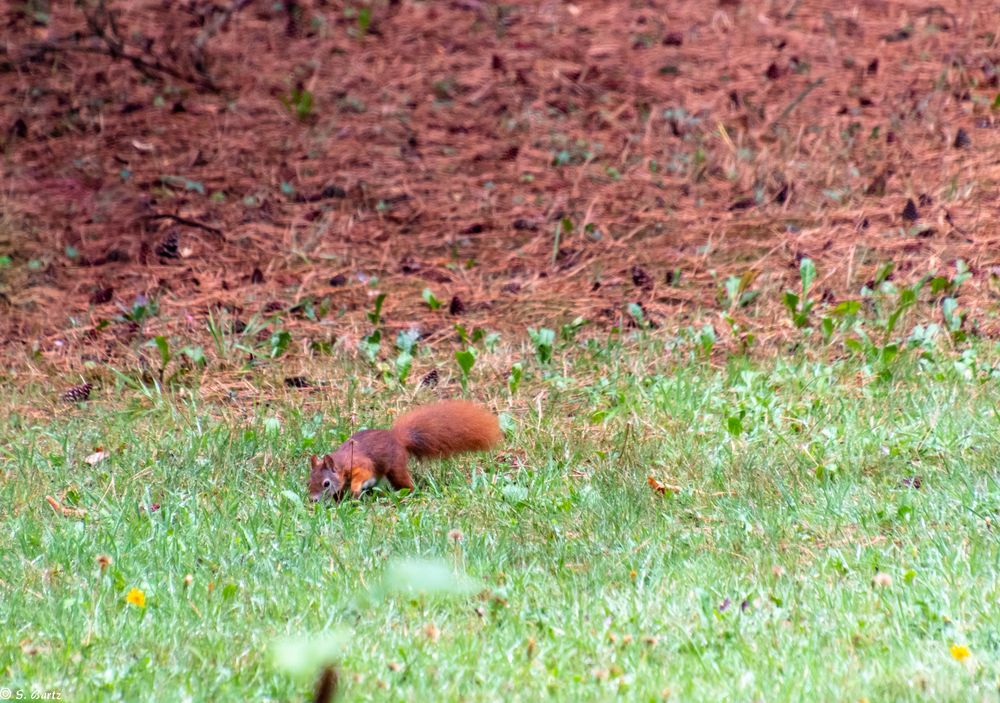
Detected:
[309,455,322,471]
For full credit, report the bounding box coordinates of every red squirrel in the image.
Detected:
[308,400,502,501]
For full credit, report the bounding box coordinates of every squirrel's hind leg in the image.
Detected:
[385,465,415,492]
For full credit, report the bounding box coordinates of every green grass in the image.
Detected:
[1,339,998,702]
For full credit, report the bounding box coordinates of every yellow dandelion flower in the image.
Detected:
[949,644,970,661]
[125,588,146,608]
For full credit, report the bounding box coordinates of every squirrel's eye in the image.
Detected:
[322,479,332,489]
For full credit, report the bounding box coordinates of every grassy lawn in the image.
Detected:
[1,339,998,702]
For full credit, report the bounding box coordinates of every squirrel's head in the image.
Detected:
[308,454,347,502]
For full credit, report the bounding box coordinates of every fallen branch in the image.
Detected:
[140,214,224,238]
[45,495,88,519]
[22,37,220,92]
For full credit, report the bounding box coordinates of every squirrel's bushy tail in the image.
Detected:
[390,399,502,459]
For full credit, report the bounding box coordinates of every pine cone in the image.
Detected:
[631,265,653,290]
[155,231,179,259]
[419,369,439,388]
[953,128,971,149]
[62,383,93,402]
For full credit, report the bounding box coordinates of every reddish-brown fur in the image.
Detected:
[308,400,502,501]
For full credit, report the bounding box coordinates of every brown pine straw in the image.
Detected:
[2,0,999,371]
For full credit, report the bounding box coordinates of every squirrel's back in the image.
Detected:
[390,399,502,459]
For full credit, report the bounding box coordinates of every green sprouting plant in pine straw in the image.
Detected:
[0,336,997,702]
[783,257,817,329]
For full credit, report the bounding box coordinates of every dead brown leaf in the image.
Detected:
[84,449,109,466]
[647,476,680,495]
